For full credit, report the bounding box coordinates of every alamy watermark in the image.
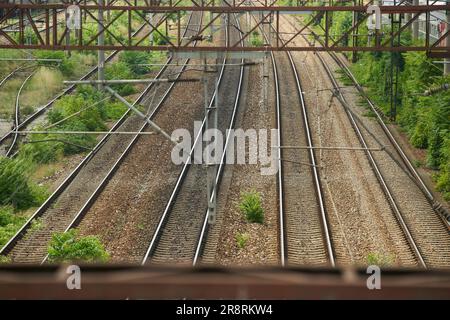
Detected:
[171,122,279,175]
[66,265,81,290]
[366,265,381,290]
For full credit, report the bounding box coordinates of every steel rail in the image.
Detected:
[315,50,427,268]
[38,12,204,264]
[0,12,192,258]
[0,64,31,89]
[192,15,245,266]
[0,16,155,151]
[5,68,37,157]
[141,14,242,265]
[284,15,431,267]
[248,0,335,266]
[290,15,449,226]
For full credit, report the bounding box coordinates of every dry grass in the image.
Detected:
[0,77,23,119]
[21,67,64,110]
[0,67,63,119]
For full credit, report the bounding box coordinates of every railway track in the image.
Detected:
[319,51,450,268]
[0,64,34,90]
[5,67,37,157]
[0,13,166,155]
[39,11,209,264]
[141,14,244,265]
[282,15,450,268]
[255,16,335,267]
[0,12,202,263]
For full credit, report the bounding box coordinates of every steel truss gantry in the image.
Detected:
[0,1,448,56]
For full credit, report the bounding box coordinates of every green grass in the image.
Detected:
[47,229,109,263]
[0,206,28,248]
[238,190,264,224]
[367,252,395,267]
[235,232,249,249]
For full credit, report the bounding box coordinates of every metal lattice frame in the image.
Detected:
[0,2,448,55]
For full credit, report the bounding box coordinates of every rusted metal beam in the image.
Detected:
[0,4,448,53]
[0,44,447,53]
[1,265,450,299]
[0,4,448,13]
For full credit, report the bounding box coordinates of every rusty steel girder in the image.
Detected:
[1,264,450,299]
[0,2,448,56]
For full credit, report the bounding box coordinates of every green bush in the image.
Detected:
[59,121,96,155]
[153,26,170,45]
[104,101,128,120]
[367,252,394,266]
[19,134,62,164]
[48,93,107,132]
[250,31,264,47]
[436,138,450,201]
[0,157,47,209]
[30,85,127,159]
[47,229,109,263]
[238,190,264,224]
[349,38,450,199]
[235,232,249,249]
[120,51,151,75]
[34,51,76,76]
[0,206,27,247]
[105,62,136,96]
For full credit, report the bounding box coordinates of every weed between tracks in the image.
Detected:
[239,190,265,224]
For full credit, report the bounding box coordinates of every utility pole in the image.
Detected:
[351,0,359,62]
[202,75,219,225]
[405,0,412,34]
[98,0,105,91]
[412,0,419,41]
[445,10,450,75]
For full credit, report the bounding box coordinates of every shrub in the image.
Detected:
[153,26,170,45]
[0,206,27,247]
[47,229,109,263]
[104,101,128,120]
[48,94,107,132]
[238,190,264,224]
[235,232,249,249]
[19,134,62,164]
[59,121,96,155]
[436,138,450,201]
[105,62,136,96]
[119,51,151,75]
[250,31,263,47]
[33,51,75,76]
[367,252,394,266]
[0,157,46,209]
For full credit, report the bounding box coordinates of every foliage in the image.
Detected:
[19,134,62,164]
[367,252,394,266]
[250,31,264,47]
[235,232,249,249]
[436,138,450,201]
[44,85,132,155]
[105,62,136,96]
[0,206,27,247]
[0,256,10,264]
[47,229,109,263]
[153,26,170,45]
[34,51,75,76]
[104,101,128,120]
[120,51,151,75]
[0,157,47,210]
[59,121,97,155]
[238,190,264,224]
[350,40,450,200]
